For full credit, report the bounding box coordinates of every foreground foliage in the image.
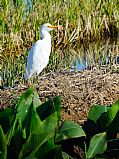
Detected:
[0,87,119,159]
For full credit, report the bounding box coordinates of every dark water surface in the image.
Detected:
[71,38,119,71]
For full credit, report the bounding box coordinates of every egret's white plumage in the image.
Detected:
[24,23,58,80]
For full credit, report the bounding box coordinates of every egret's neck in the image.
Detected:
[40,29,52,55]
[40,30,51,42]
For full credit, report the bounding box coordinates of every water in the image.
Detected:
[72,56,86,71]
[71,39,119,71]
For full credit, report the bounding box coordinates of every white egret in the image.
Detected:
[24,23,59,80]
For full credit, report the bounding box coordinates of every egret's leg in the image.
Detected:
[27,78,33,87]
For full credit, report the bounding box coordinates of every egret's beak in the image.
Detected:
[48,25,58,29]
[48,25,63,30]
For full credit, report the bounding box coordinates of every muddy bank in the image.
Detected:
[1,67,119,123]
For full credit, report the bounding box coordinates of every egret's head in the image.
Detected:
[40,23,58,32]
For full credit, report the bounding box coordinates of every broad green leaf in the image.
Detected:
[88,105,110,123]
[16,88,33,122]
[35,137,55,158]
[22,103,35,138]
[5,88,34,145]
[86,132,107,159]
[106,100,119,125]
[0,125,7,159]
[11,121,26,154]
[35,140,66,159]
[5,89,33,145]
[18,109,58,159]
[17,95,32,123]
[36,99,54,120]
[33,90,42,108]
[0,108,14,121]
[2,89,33,145]
[97,100,119,137]
[5,115,18,145]
[37,96,61,121]
[55,120,86,143]
[53,96,62,121]
[46,145,63,159]
[98,112,119,138]
[0,108,14,133]
[16,87,33,112]
[14,88,38,141]
[29,105,42,133]
[97,112,108,131]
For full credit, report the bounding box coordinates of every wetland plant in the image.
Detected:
[0,88,119,158]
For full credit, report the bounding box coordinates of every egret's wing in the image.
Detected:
[25,40,43,79]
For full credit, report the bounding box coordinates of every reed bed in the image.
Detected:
[1,0,119,87]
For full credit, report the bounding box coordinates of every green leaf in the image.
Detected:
[0,108,14,133]
[88,105,110,123]
[16,87,33,112]
[53,96,62,120]
[106,100,119,125]
[5,89,39,151]
[36,99,54,121]
[33,89,42,108]
[16,88,33,122]
[29,105,42,133]
[5,88,35,145]
[11,121,26,154]
[17,95,32,123]
[18,105,58,159]
[103,112,119,139]
[97,112,108,131]
[0,125,7,159]
[35,137,55,158]
[5,115,18,145]
[37,96,61,121]
[22,103,34,138]
[46,145,63,159]
[3,89,33,145]
[55,120,86,143]
[11,88,35,143]
[97,100,119,137]
[86,132,107,159]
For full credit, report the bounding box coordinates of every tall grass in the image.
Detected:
[1,0,119,87]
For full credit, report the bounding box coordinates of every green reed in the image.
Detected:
[1,0,119,87]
